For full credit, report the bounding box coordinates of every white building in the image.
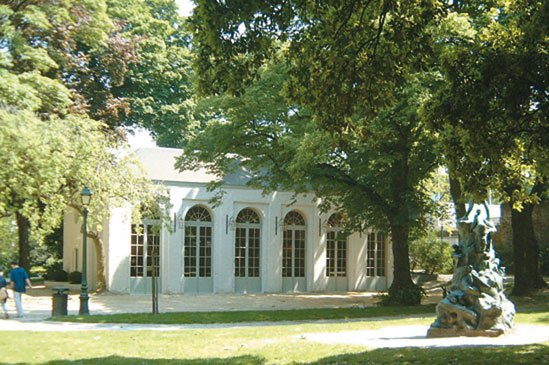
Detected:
[63,147,393,294]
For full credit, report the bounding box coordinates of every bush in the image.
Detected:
[30,266,47,278]
[49,269,69,282]
[409,231,454,275]
[45,261,64,280]
[494,244,514,274]
[493,244,548,275]
[68,271,82,284]
[377,284,425,306]
[30,277,44,285]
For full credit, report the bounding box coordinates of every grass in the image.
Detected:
[48,308,549,328]
[0,345,547,365]
[49,288,548,326]
[0,313,547,364]
[49,304,438,324]
[1,289,546,364]
[313,344,549,365]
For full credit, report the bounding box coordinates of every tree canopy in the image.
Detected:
[185,0,447,304]
[2,0,546,297]
[425,0,548,293]
[1,0,195,144]
[0,0,176,272]
[0,106,158,272]
[107,0,198,146]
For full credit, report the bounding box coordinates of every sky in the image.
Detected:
[175,0,194,17]
[128,1,194,149]
[126,127,157,149]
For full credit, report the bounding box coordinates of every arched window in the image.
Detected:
[283,211,306,278]
[186,206,212,222]
[326,213,347,277]
[235,208,261,278]
[184,206,212,277]
[236,208,260,224]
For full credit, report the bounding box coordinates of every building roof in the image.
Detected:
[134,147,250,186]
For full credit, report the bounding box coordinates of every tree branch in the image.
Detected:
[314,162,390,215]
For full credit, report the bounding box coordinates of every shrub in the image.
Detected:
[493,244,548,275]
[377,285,425,306]
[30,276,44,285]
[49,270,69,282]
[68,271,82,284]
[409,231,454,275]
[30,266,47,278]
[45,261,64,280]
[494,244,514,274]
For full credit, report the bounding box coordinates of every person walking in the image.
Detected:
[9,261,32,318]
[0,268,9,319]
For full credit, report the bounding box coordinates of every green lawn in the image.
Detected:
[50,304,438,324]
[49,292,549,326]
[1,311,547,364]
[1,334,548,365]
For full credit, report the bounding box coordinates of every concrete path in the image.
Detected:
[304,324,549,349]
[2,316,547,350]
[2,281,388,321]
[3,278,456,321]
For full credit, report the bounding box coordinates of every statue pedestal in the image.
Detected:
[427,327,508,338]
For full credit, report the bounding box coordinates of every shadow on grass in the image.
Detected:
[311,344,549,365]
[4,344,549,365]
[8,355,264,365]
[529,313,549,325]
[7,344,549,365]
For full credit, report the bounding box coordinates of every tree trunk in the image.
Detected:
[448,171,466,220]
[15,212,31,271]
[510,204,546,295]
[384,138,421,305]
[390,222,414,288]
[71,204,106,292]
[89,231,106,292]
[387,220,421,305]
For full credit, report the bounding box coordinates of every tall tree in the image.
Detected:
[0,0,164,275]
[0,107,158,284]
[1,0,102,269]
[107,0,198,146]
[1,0,195,141]
[187,0,445,304]
[0,217,17,269]
[425,0,548,294]
[0,0,120,117]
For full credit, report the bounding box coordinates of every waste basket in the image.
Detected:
[51,287,69,316]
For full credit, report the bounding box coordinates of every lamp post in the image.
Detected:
[79,187,92,315]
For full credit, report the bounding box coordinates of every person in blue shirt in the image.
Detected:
[9,261,32,318]
[0,268,9,319]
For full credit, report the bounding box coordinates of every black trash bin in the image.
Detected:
[51,287,69,316]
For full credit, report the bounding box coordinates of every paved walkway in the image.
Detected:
[3,281,390,321]
[304,324,549,348]
[1,281,548,349]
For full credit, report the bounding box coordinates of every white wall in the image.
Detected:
[106,205,132,293]
[64,182,393,294]
[62,208,102,291]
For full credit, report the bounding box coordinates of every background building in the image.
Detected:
[63,147,393,294]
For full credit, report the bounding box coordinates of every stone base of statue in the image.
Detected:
[427,206,515,338]
[427,327,508,338]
